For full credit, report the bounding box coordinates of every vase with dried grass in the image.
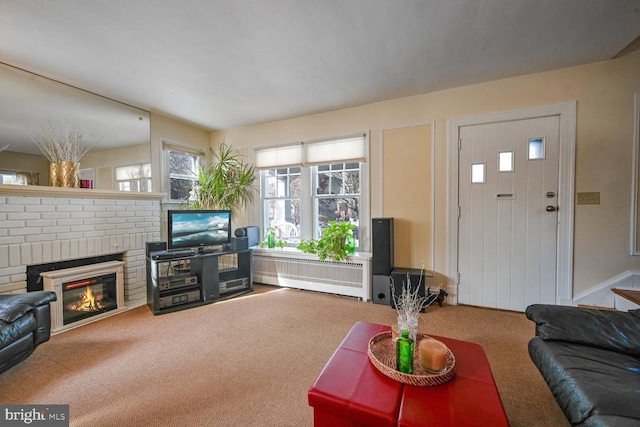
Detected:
[30,119,93,187]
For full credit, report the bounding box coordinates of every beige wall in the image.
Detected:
[81,143,150,190]
[212,52,640,299]
[0,151,49,184]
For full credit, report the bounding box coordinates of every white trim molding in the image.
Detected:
[572,270,640,309]
[630,93,640,255]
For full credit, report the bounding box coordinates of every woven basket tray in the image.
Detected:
[368,331,456,386]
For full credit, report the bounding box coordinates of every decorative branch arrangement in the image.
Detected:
[391,268,442,339]
[29,119,93,163]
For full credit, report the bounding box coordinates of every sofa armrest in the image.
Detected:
[0,291,57,308]
[32,304,53,346]
[526,304,640,356]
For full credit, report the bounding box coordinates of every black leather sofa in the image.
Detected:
[0,291,57,374]
[526,304,640,427]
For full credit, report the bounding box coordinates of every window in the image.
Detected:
[256,134,367,249]
[314,163,360,244]
[115,163,151,192]
[0,170,39,185]
[262,167,301,242]
[162,141,206,202]
[0,171,18,184]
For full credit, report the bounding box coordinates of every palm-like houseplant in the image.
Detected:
[187,141,257,217]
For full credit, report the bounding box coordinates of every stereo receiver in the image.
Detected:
[158,289,201,309]
[219,277,249,294]
[158,274,198,291]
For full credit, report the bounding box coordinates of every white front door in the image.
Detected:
[457,115,561,311]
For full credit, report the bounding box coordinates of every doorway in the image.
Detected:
[448,103,576,310]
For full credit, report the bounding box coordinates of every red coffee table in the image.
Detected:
[308,321,509,426]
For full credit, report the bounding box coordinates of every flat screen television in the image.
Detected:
[167,210,232,251]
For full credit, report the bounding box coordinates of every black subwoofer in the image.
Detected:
[372,274,392,306]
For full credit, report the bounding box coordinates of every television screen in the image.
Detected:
[168,210,231,250]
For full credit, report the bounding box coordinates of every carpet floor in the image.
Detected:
[0,285,568,426]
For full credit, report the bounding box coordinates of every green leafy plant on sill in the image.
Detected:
[297,221,356,261]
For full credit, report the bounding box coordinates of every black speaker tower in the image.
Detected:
[371,218,394,305]
[372,218,394,275]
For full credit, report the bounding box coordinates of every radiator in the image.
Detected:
[252,249,372,300]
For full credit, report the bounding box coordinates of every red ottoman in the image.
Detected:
[308,321,509,427]
[397,337,509,426]
[308,322,402,426]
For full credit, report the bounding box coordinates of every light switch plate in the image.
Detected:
[577,192,600,205]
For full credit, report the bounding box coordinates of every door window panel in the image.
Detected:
[499,151,514,172]
[471,163,485,183]
[528,138,545,160]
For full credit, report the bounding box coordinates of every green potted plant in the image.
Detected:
[297,221,356,261]
[186,141,257,217]
[259,226,285,249]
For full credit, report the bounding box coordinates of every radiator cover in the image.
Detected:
[252,249,372,300]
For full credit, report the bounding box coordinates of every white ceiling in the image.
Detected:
[1,0,639,132]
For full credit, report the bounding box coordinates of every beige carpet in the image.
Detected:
[0,286,568,426]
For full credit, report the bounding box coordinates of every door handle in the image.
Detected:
[546,205,558,212]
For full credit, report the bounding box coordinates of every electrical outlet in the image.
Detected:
[577,192,600,205]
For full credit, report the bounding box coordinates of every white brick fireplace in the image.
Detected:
[0,185,164,309]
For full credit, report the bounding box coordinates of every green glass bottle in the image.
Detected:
[346,234,355,254]
[396,329,414,374]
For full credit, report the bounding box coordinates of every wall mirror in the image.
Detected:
[0,62,151,191]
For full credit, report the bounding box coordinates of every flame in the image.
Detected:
[66,286,105,312]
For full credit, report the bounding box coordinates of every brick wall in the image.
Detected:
[0,194,161,307]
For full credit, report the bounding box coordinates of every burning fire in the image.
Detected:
[66,286,105,312]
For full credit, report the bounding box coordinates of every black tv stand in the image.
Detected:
[146,248,253,315]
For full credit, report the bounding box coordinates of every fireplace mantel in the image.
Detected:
[0,183,166,200]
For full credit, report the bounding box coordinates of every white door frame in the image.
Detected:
[448,102,576,306]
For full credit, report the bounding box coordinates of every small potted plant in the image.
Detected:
[297,221,356,261]
[260,227,285,249]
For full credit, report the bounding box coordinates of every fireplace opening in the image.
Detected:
[63,273,118,325]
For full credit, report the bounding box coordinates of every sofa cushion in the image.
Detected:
[0,303,32,323]
[529,337,640,426]
[526,304,640,356]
